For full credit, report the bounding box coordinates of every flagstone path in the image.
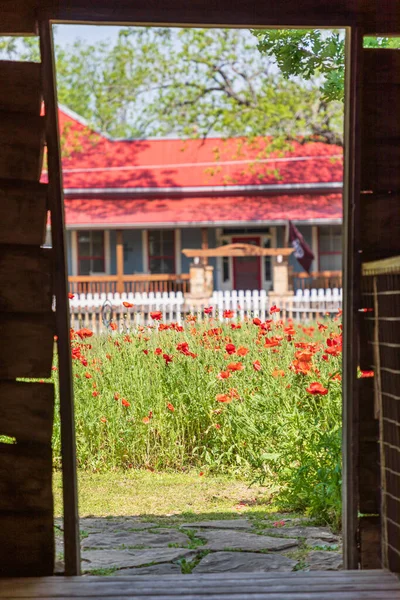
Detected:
[55,515,342,575]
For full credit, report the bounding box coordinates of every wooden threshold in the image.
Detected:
[1,570,400,599]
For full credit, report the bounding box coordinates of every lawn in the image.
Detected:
[51,308,344,526]
[53,470,274,521]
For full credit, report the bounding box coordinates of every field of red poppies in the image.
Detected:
[52,307,347,525]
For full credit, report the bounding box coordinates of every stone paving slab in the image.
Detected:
[81,548,197,571]
[112,563,182,575]
[82,529,190,549]
[182,520,253,530]
[264,526,338,542]
[194,529,298,552]
[56,517,157,532]
[307,550,343,571]
[193,551,297,573]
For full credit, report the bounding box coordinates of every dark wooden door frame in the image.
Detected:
[39,15,362,573]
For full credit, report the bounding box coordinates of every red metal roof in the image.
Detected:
[54,107,343,226]
[64,194,342,228]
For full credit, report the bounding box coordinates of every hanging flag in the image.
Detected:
[288,221,315,274]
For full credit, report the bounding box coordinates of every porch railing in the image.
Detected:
[290,270,342,290]
[68,274,190,295]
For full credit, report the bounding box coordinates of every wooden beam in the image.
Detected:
[116,230,124,294]
[182,244,293,258]
[53,0,400,35]
[342,25,363,570]
[39,19,81,577]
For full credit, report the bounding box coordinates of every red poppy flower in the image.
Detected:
[322,354,329,361]
[253,360,262,371]
[318,322,328,331]
[272,368,285,377]
[52,366,58,371]
[216,393,232,404]
[199,472,204,476]
[121,398,131,408]
[84,372,92,379]
[92,391,99,397]
[270,305,280,314]
[142,416,150,424]
[204,307,213,314]
[163,353,173,364]
[253,318,262,326]
[143,349,149,355]
[154,347,163,355]
[227,362,244,372]
[150,311,162,320]
[223,310,234,319]
[100,417,107,423]
[231,323,242,330]
[237,346,249,357]
[114,392,120,401]
[290,359,311,375]
[217,370,231,380]
[167,402,175,412]
[225,343,236,355]
[264,337,281,349]
[76,328,93,340]
[306,382,328,396]
[106,353,112,361]
[295,350,313,363]
[68,293,75,299]
[214,423,221,430]
[123,301,134,308]
[123,335,132,343]
[110,322,118,331]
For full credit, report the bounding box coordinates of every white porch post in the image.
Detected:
[311,225,319,271]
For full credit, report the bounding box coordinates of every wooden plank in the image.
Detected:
[0,313,54,379]
[0,442,52,512]
[358,379,380,514]
[53,0,400,34]
[361,50,400,192]
[183,245,293,258]
[361,141,400,192]
[3,581,400,597]
[39,19,81,576]
[360,516,382,569]
[360,194,400,261]
[342,25,363,571]
[0,113,45,181]
[0,247,53,313]
[0,381,54,444]
[0,512,54,577]
[0,180,47,245]
[0,0,38,35]
[363,49,400,86]
[0,61,42,114]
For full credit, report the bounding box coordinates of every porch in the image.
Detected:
[1,571,399,599]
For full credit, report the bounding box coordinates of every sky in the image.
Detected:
[54,25,124,46]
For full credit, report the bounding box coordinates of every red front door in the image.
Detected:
[232,237,261,290]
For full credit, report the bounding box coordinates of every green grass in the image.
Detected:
[53,470,273,519]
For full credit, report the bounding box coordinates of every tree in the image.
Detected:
[0,27,343,145]
[253,29,400,103]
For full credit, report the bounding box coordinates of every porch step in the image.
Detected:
[1,570,399,599]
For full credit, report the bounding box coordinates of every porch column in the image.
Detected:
[201,227,209,266]
[116,230,124,294]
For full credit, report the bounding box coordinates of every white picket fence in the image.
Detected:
[70,288,342,333]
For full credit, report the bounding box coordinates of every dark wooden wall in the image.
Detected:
[2,0,400,36]
[0,59,55,576]
[359,49,400,572]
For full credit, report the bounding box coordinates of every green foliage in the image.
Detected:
[0,27,343,144]
[50,315,342,527]
[253,29,400,104]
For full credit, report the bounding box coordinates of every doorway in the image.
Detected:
[232,236,261,290]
